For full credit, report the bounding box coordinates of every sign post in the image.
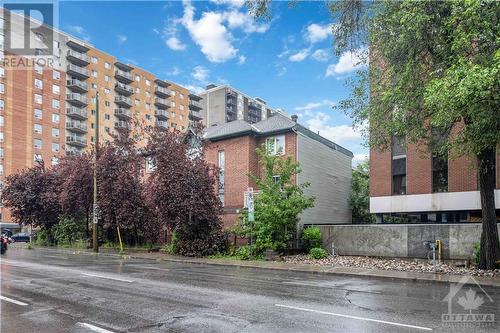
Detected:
[247,188,254,257]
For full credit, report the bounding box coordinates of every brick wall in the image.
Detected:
[369,148,392,197]
[448,154,477,192]
[407,143,432,194]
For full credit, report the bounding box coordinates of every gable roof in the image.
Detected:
[203,113,353,158]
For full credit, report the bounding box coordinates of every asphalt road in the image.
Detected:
[1,246,499,333]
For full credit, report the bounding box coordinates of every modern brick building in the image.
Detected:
[0,10,202,223]
[370,139,500,223]
[204,113,353,229]
[199,84,285,127]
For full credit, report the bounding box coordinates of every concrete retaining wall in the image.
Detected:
[318,224,500,260]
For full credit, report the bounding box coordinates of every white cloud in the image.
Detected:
[352,153,369,166]
[295,99,335,112]
[181,1,237,63]
[166,36,187,51]
[192,65,210,82]
[223,10,269,33]
[117,35,127,44]
[305,112,362,144]
[183,84,205,94]
[67,25,91,41]
[210,0,245,8]
[325,50,366,77]
[289,48,310,62]
[237,55,246,64]
[305,23,332,43]
[166,67,182,76]
[311,49,329,62]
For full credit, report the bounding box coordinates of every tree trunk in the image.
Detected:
[85,211,90,240]
[477,148,500,269]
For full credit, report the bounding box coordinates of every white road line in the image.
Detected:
[275,304,433,331]
[77,322,116,333]
[0,296,28,306]
[82,273,134,283]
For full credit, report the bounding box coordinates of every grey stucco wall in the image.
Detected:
[319,224,500,260]
[297,133,352,225]
[201,88,227,127]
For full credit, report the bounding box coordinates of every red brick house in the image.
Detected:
[203,113,353,230]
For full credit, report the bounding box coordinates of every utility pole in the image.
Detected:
[92,92,100,253]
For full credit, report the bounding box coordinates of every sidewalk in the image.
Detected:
[44,246,500,287]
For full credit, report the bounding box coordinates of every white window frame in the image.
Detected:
[266,135,285,156]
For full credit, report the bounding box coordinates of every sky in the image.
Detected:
[57,0,368,165]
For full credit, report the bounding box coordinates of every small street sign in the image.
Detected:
[92,203,99,224]
[247,187,254,222]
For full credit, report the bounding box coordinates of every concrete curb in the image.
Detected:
[30,246,500,287]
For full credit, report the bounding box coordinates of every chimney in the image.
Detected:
[291,114,298,123]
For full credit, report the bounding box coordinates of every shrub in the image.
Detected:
[302,226,322,251]
[309,247,328,260]
[472,242,480,266]
[52,217,86,246]
[35,228,54,246]
[235,246,251,260]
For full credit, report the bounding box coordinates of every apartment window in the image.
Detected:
[91,123,94,129]
[104,88,110,94]
[104,62,111,69]
[171,91,176,96]
[34,94,42,104]
[392,136,407,195]
[146,103,150,110]
[179,93,184,99]
[52,99,60,109]
[146,91,150,98]
[145,114,151,120]
[266,135,285,156]
[135,99,140,106]
[52,113,60,124]
[0,148,3,159]
[0,83,4,94]
[180,115,183,120]
[52,84,60,94]
[432,153,448,193]
[51,157,59,166]
[180,105,184,111]
[34,64,43,74]
[104,101,111,107]
[145,79,150,86]
[34,153,42,162]
[91,57,98,64]
[92,83,97,89]
[34,123,42,134]
[172,101,176,107]
[0,132,3,142]
[52,142,60,152]
[92,70,98,78]
[0,164,3,176]
[135,75,140,82]
[105,114,110,120]
[0,100,3,110]
[34,78,43,89]
[135,87,140,93]
[34,108,42,119]
[0,116,3,126]
[171,112,176,117]
[0,67,4,77]
[34,139,42,149]
[218,150,225,206]
[105,126,110,132]
[104,75,110,82]
[52,128,59,138]
[91,109,96,116]
[53,70,60,80]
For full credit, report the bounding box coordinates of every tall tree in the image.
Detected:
[248,0,500,269]
[349,160,374,224]
[3,161,60,229]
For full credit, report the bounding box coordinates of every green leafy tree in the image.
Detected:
[241,148,315,254]
[247,0,500,269]
[350,160,374,223]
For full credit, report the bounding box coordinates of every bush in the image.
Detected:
[472,242,480,266]
[35,228,53,246]
[52,217,86,246]
[235,246,251,260]
[309,247,328,260]
[302,226,322,251]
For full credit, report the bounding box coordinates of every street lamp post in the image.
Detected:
[92,92,100,253]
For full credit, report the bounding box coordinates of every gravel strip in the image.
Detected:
[281,255,500,277]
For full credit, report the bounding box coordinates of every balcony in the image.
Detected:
[248,101,261,110]
[189,109,203,120]
[154,97,171,108]
[66,121,87,133]
[155,120,168,129]
[115,82,134,96]
[154,109,169,120]
[66,49,90,66]
[66,93,87,107]
[115,120,131,130]
[67,64,89,80]
[226,105,236,114]
[67,79,88,93]
[189,99,202,111]
[154,85,172,98]
[114,69,134,84]
[66,135,87,147]
[114,95,133,108]
[66,106,87,120]
[114,108,132,119]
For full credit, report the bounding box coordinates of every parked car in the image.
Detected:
[11,232,32,243]
[1,235,8,254]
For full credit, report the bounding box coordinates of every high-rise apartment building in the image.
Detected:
[0,10,201,223]
[198,84,279,127]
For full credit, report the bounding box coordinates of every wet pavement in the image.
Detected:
[1,245,499,332]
